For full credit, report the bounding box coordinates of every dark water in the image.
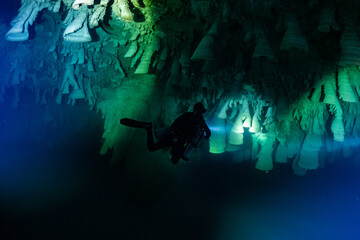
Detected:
[0,90,359,240]
[0,1,20,23]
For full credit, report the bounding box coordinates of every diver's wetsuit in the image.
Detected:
[146,111,211,164]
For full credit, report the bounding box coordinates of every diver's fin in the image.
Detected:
[120,118,152,129]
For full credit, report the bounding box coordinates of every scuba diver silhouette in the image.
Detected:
[120,102,211,164]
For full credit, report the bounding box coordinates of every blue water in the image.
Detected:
[0,91,359,240]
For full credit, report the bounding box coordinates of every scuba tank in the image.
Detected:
[182,143,196,161]
[181,133,204,161]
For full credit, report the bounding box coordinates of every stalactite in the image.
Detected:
[112,0,134,22]
[228,112,244,145]
[5,1,49,41]
[56,64,81,104]
[191,21,219,61]
[280,16,309,52]
[255,132,275,173]
[249,104,261,133]
[339,21,360,66]
[124,41,138,58]
[338,67,358,103]
[252,28,276,61]
[274,143,288,164]
[90,3,108,28]
[72,0,94,10]
[63,6,92,43]
[134,36,160,74]
[317,3,340,32]
[209,116,226,154]
[217,99,231,119]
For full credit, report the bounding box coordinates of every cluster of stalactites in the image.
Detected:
[209,93,266,154]
[5,0,145,43]
[206,69,360,176]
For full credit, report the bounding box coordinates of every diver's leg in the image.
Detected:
[146,128,173,151]
[120,118,152,129]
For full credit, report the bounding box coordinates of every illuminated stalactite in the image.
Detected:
[5,1,52,41]
[63,6,92,43]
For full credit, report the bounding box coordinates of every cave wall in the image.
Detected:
[2,0,360,174]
